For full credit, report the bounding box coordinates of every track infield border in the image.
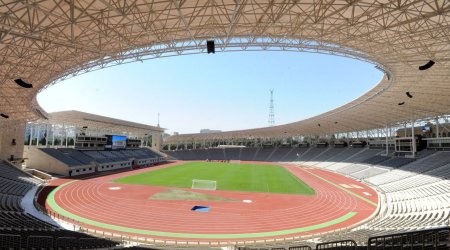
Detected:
[45,162,379,241]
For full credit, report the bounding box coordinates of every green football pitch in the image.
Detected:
[114,162,315,195]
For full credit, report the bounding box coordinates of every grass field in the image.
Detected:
[114,162,315,195]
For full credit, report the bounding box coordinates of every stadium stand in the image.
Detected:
[309,151,450,245]
[301,147,347,167]
[0,161,119,249]
[224,147,242,160]
[360,156,390,165]
[236,227,450,249]
[163,147,387,164]
[365,152,450,186]
[281,147,310,162]
[208,148,226,160]
[56,148,94,165]
[254,147,276,162]
[164,146,450,247]
[39,148,85,167]
[240,147,260,161]
[268,147,293,162]
[349,166,389,180]
[1,1,450,248]
[314,148,367,169]
[2,142,449,250]
[30,148,164,176]
[297,147,332,162]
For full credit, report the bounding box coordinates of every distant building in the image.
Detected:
[200,129,222,134]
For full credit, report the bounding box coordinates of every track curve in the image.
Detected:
[46,162,378,241]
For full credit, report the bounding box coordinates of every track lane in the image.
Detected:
[46,162,377,240]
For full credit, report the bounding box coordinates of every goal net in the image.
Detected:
[192,179,217,191]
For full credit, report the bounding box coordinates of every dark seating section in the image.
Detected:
[268,147,292,162]
[376,157,415,168]
[39,148,85,167]
[224,147,242,160]
[207,148,226,160]
[281,147,310,162]
[56,148,94,165]
[83,150,113,163]
[240,148,259,161]
[163,147,383,163]
[0,211,56,229]
[0,161,119,249]
[163,147,425,170]
[297,147,327,161]
[361,155,390,165]
[193,149,211,160]
[0,231,118,250]
[254,148,276,161]
[40,148,164,167]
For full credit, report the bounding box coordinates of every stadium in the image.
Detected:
[0,1,449,250]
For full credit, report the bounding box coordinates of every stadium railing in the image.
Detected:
[234,228,449,250]
[316,240,357,250]
[367,227,450,250]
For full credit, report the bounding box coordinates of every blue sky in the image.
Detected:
[37,52,381,134]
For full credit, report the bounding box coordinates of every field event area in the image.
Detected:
[114,162,315,195]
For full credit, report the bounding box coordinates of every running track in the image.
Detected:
[45,162,378,241]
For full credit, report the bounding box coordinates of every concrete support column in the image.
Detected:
[61,124,65,146]
[385,124,389,155]
[411,119,416,157]
[151,131,162,150]
[0,122,26,160]
[45,123,49,147]
[436,117,440,138]
[36,124,40,147]
[29,125,33,146]
[404,122,407,137]
[51,125,55,148]
[65,127,68,147]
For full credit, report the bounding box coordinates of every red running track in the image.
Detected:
[45,162,378,241]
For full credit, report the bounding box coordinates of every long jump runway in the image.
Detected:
[45,162,378,241]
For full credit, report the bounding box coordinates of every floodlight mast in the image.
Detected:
[269,89,275,126]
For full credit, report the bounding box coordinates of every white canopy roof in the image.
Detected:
[0,1,448,141]
[44,110,164,136]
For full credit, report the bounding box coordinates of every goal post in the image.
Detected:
[192,179,217,191]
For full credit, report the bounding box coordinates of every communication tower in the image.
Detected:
[268,89,275,126]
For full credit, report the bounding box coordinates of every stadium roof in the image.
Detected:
[0,1,449,140]
[42,110,164,135]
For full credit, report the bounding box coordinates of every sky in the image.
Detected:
[37,51,382,135]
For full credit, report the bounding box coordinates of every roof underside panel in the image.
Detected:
[0,0,448,139]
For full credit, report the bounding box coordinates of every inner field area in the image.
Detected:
[113,162,315,195]
[46,162,378,240]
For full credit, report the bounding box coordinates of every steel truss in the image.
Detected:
[0,0,448,141]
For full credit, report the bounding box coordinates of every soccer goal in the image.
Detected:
[192,179,217,191]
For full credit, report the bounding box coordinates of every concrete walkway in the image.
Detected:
[21,185,74,230]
